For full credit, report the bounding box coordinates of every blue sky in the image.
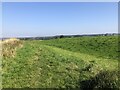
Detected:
[2,2,118,37]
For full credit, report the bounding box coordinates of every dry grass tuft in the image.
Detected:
[2,38,23,58]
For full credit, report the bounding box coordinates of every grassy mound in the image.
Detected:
[2,36,119,89]
[42,36,119,59]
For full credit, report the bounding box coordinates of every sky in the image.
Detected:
[0,2,2,38]
[2,2,118,37]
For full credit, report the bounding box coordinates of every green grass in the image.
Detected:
[2,36,119,89]
[41,36,119,60]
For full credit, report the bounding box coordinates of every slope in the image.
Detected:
[2,40,119,88]
[41,36,119,60]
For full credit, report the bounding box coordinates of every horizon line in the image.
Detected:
[1,32,119,38]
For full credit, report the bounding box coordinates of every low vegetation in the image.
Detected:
[2,36,119,89]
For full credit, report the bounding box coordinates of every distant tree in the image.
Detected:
[59,35,64,38]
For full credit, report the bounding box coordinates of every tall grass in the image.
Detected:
[2,38,23,58]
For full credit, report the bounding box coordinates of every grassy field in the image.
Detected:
[2,36,119,89]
